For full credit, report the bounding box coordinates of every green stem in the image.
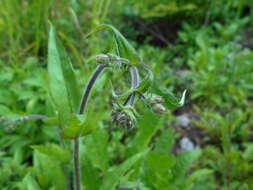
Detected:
[79,64,108,113]
[73,63,138,190]
[73,138,81,190]
[124,66,140,106]
[73,64,108,190]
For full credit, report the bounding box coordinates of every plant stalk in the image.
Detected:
[73,137,81,190]
[73,63,107,190]
[124,65,140,106]
[73,63,138,190]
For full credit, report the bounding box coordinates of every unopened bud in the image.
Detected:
[111,109,136,130]
[146,94,165,105]
[96,54,110,63]
[152,95,164,104]
[152,104,167,114]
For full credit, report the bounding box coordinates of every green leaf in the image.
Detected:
[82,155,101,190]
[172,149,202,180]
[112,68,154,100]
[154,128,175,154]
[85,126,109,171]
[146,151,176,174]
[142,151,176,190]
[61,113,96,139]
[154,85,187,110]
[128,111,164,155]
[33,151,67,190]
[243,144,253,161]
[43,116,59,126]
[135,69,154,93]
[21,173,42,190]
[0,104,11,115]
[31,143,71,163]
[99,150,147,190]
[48,22,81,125]
[62,113,85,139]
[186,169,213,184]
[86,24,140,65]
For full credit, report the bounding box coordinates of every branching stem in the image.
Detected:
[73,62,141,190]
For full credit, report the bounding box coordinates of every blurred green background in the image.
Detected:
[0,0,253,189]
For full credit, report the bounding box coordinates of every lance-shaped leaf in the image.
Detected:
[98,150,148,190]
[111,69,154,101]
[86,24,141,65]
[48,22,81,125]
[164,89,187,110]
[153,85,187,110]
[111,86,134,101]
[134,69,154,93]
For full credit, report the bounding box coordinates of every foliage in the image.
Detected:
[120,0,252,20]
[0,0,253,189]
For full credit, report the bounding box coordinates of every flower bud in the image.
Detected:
[151,95,164,104]
[152,104,167,114]
[96,54,110,63]
[145,94,164,105]
[111,108,136,130]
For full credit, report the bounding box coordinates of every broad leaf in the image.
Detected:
[61,113,94,139]
[48,22,81,125]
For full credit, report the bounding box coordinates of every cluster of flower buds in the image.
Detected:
[97,53,168,128]
[145,94,167,114]
[111,105,137,130]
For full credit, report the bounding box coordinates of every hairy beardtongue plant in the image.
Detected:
[6,23,186,190]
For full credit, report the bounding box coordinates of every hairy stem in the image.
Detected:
[124,65,140,106]
[79,64,108,113]
[73,63,108,190]
[3,114,48,132]
[73,138,80,190]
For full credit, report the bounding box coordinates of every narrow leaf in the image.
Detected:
[128,111,164,156]
[82,155,101,190]
[86,24,141,65]
[99,150,147,190]
[172,149,201,180]
[85,127,109,171]
[154,128,175,154]
[153,84,187,110]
